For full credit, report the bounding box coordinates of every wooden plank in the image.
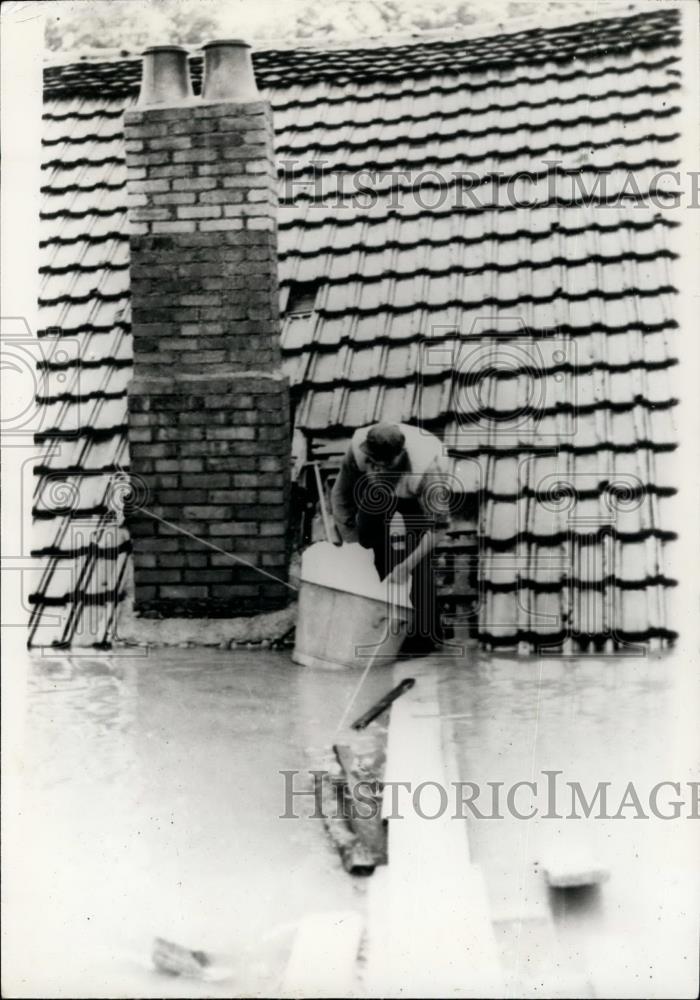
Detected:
[350,677,415,730]
[320,773,376,875]
[333,740,387,865]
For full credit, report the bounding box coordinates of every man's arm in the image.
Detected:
[330,448,361,543]
[388,453,450,581]
[387,526,442,584]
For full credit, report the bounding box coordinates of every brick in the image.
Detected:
[216,115,270,132]
[222,145,267,160]
[259,490,285,504]
[150,220,198,234]
[172,177,218,191]
[139,569,182,584]
[125,120,171,139]
[157,554,187,568]
[160,585,208,599]
[260,523,286,536]
[221,174,271,189]
[172,148,219,164]
[181,459,205,472]
[195,100,269,118]
[133,552,157,569]
[199,188,244,205]
[152,191,196,206]
[182,505,230,520]
[177,205,222,220]
[148,135,193,151]
[179,293,221,306]
[211,585,260,599]
[246,160,272,174]
[208,523,255,536]
[129,177,172,195]
[231,472,258,487]
[126,150,172,167]
[129,427,153,443]
[185,569,233,583]
[126,166,147,181]
[152,474,179,488]
[184,554,208,568]
[131,206,173,222]
[247,217,275,231]
[195,473,231,488]
[207,426,256,441]
[198,219,243,232]
[209,489,256,504]
[150,163,195,179]
[261,553,287,567]
[220,202,275,217]
[158,490,208,503]
[234,537,285,553]
[191,131,245,148]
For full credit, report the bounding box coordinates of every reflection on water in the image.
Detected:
[6,650,394,999]
[6,648,697,998]
[439,650,698,998]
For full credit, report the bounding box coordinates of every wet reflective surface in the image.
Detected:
[4,647,697,997]
[438,648,699,998]
[5,650,394,998]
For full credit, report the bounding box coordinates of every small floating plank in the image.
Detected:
[543,848,610,888]
[280,910,363,998]
[351,678,415,730]
[152,937,210,978]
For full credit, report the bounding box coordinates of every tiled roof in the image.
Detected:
[33,7,681,648]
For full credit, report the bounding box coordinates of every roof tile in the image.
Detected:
[34,7,682,646]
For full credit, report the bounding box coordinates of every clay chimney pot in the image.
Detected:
[138,45,193,106]
[202,39,260,102]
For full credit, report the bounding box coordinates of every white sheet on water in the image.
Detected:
[300,542,412,607]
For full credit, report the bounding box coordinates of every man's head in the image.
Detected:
[361,422,406,471]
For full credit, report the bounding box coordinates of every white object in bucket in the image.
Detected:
[300,542,411,606]
[293,543,413,670]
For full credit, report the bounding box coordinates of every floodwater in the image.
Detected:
[3,650,394,999]
[437,648,699,998]
[4,646,697,998]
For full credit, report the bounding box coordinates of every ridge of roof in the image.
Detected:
[43,3,681,97]
[43,0,662,65]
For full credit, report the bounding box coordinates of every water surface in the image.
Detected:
[5,650,393,998]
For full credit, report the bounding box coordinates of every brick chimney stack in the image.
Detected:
[123,41,290,617]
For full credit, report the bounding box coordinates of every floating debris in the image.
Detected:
[152,937,211,978]
[542,850,610,888]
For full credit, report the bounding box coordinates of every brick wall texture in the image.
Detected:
[123,99,291,617]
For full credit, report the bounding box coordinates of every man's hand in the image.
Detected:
[387,560,412,586]
[335,523,358,545]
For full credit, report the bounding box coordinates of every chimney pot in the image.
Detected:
[202,39,260,102]
[138,45,192,106]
